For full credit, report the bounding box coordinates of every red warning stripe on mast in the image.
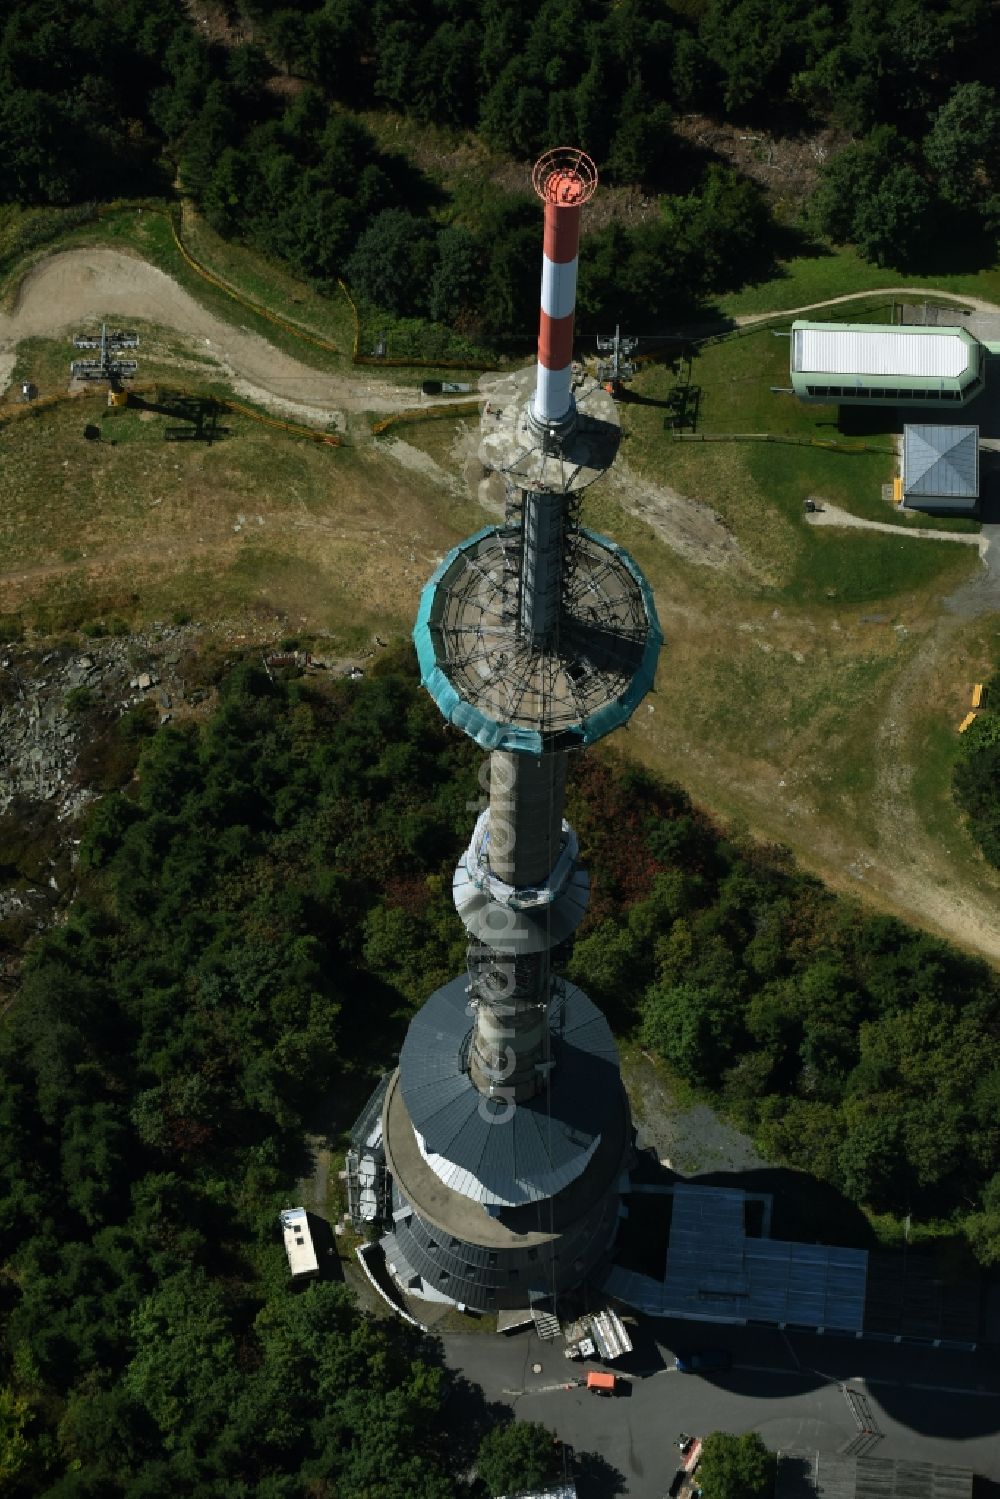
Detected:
[531,149,598,426]
[538,310,575,372]
[543,201,582,264]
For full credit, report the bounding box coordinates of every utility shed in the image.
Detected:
[790,322,985,406]
[902,424,979,512]
[280,1207,319,1280]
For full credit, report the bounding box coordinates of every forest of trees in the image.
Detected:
[0,658,472,1494]
[1,650,998,1487]
[562,756,1000,1257]
[2,5,1000,1473]
[3,0,999,332]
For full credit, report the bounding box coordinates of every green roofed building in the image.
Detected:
[791,321,985,405]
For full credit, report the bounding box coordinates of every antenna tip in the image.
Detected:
[532,148,598,206]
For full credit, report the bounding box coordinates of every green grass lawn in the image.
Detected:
[620,328,980,603]
[7,328,219,407]
[4,330,339,448]
[600,317,985,885]
[0,201,98,283]
[1,203,355,379]
[178,205,357,354]
[722,244,1000,318]
[906,623,1000,883]
[910,713,981,859]
[352,302,502,369]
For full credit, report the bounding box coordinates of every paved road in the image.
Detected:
[441,1322,1000,1498]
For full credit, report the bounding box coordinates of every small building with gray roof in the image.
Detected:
[902,424,979,513]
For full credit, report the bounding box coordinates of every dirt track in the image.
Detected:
[0,247,417,417]
[2,248,999,960]
[735,284,1000,325]
[608,457,751,573]
[805,502,986,549]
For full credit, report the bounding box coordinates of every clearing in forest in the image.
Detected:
[0,231,997,962]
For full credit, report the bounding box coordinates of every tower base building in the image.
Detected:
[382,978,631,1311]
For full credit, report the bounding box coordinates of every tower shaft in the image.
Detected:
[465,154,595,1103]
[486,750,567,888]
[465,747,568,1101]
[382,147,660,1314]
[468,956,550,1101]
[519,491,568,644]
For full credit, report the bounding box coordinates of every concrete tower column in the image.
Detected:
[519,490,567,644]
[487,750,567,888]
[467,748,568,1100]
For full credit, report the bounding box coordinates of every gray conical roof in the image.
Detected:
[903,424,978,498]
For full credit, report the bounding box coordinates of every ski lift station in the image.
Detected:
[790,321,986,405]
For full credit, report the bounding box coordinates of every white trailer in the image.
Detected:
[280,1207,319,1280]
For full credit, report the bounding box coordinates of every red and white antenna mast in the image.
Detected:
[530,147,598,434]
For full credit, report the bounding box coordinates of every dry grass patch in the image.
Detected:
[0,398,482,638]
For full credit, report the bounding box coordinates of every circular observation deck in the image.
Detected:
[390,974,623,1211]
[413,525,662,754]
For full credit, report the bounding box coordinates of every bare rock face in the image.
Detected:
[0,624,201,966]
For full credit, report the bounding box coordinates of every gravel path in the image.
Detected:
[735,285,1000,326]
[0,247,419,418]
[609,457,750,573]
[805,501,987,549]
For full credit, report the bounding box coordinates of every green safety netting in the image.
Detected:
[412,526,663,754]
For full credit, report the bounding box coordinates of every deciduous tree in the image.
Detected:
[475,1420,561,1497]
[697,1430,775,1499]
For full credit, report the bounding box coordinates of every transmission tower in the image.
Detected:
[376,149,663,1316]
